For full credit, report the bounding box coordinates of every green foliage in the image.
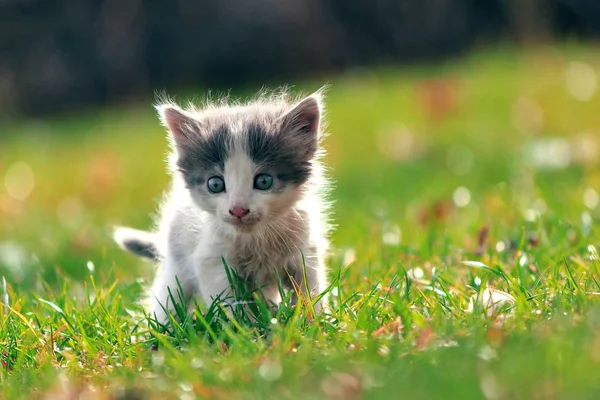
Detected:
[2,44,600,399]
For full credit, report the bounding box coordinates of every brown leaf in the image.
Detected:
[474,224,490,256]
[417,201,454,226]
[193,383,213,398]
[415,326,435,350]
[528,235,539,247]
[433,201,454,222]
[219,342,229,354]
[416,78,461,121]
[1,352,14,371]
[418,206,430,226]
[371,317,403,338]
[286,341,298,355]
[485,325,505,348]
[528,264,538,274]
[52,325,67,340]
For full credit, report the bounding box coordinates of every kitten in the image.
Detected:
[113,88,333,325]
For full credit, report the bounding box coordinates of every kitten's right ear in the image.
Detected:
[279,94,322,161]
[156,104,201,154]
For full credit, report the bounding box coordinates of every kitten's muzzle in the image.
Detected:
[226,206,260,230]
[229,206,250,218]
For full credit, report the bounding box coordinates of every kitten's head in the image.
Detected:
[157,90,325,233]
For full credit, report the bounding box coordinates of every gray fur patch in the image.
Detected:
[177,124,231,187]
[113,226,160,261]
[123,238,159,261]
[170,92,322,189]
[246,123,313,186]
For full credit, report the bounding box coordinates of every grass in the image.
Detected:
[3,42,600,399]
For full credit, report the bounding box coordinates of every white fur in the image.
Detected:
[134,92,332,325]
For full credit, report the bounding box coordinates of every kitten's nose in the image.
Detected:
[229,206,250,218]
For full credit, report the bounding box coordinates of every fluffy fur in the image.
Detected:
[113,88,333,325]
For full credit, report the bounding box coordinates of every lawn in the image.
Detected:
[3,43,600,399]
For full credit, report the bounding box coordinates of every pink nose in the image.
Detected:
[229,207,250,218]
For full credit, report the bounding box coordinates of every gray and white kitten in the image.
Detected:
[113,89,332,325]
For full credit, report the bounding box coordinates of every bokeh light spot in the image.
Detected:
[584,188,599,209]
[453,186,471,207]
[565,61,597,102]
[4,162,35,201]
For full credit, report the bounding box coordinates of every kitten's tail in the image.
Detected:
[113,226,160,261]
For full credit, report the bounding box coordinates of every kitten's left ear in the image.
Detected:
[280,94,322,160]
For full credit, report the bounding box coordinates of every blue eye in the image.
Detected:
[207,176,225,193]
[254,173,273,190]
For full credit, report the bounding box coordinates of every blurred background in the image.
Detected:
[2,0,600,290]
[2,0,600,116]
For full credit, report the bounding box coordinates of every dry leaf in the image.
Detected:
[485,325,505,348]
[194,383,213,398]
[475,224,490,256]
[371,317,403,338]
[415,326,435,350]
[219,342,229,354]
[416,78,461,120]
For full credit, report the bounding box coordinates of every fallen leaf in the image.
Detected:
[474,224,490,256]
[528,235,539,247]
[219,342,229,354]
[372,317,403,338]
[416,78,462,120]
[193,384,213,398]
[485,325,505,348]
[415,326,435,350]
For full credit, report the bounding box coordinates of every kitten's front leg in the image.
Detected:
[196,256,238,310]
[196,258,282,321]
[148,258,198,326]
[257,283,283,310]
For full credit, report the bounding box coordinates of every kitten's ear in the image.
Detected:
[280,94,322,160]
[156,104,201,154]
[281,95,321,135]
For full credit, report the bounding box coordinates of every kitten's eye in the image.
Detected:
[207,176,225,193]
[254,173,273,191]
